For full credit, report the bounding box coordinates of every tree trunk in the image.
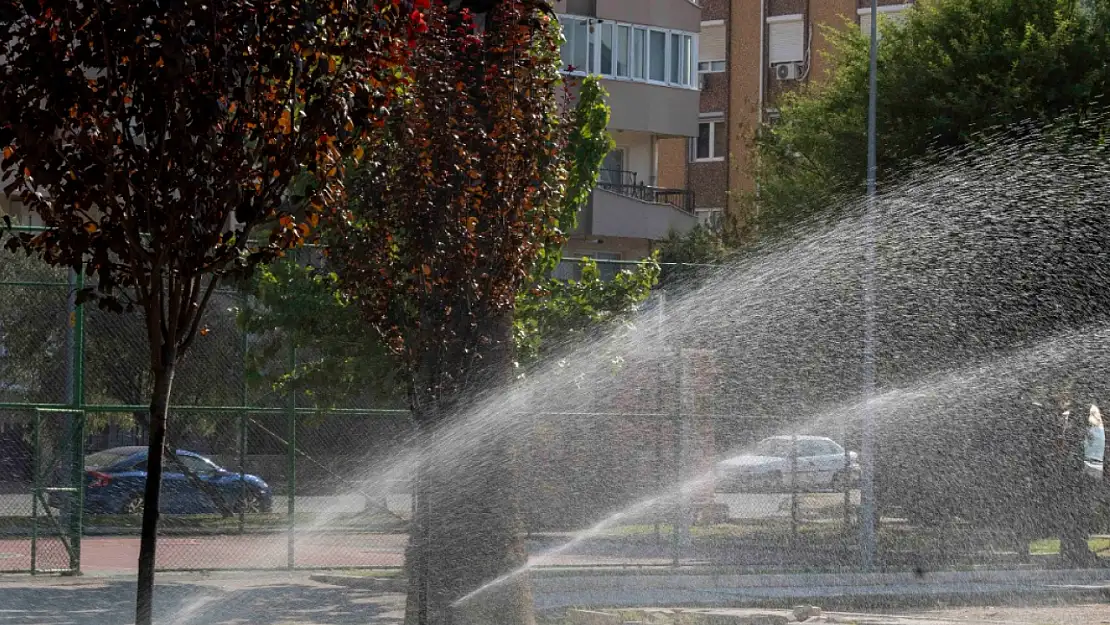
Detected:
[405,310,534,625]
[135,346,177,625]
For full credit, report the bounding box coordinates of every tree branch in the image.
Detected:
[179,275,220,353]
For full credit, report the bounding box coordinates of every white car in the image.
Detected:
[715,435,860,493]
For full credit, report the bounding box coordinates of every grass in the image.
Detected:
[1029,537,1110,556]
[575,521,1110,562]
[571,520,853,542]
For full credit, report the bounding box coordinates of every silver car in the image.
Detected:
[715,435,860,493]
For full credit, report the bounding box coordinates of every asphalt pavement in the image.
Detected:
[5,568,1110,625]
[0,491,858,522]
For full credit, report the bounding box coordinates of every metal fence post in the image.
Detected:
[239,302,249,536]
[66,270,85,572]
[671,347,691,567]
[790,433,799,541]
[30,410,40,574]
[287,343,297,570]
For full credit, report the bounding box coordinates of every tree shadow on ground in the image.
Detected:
[0,579,404,625]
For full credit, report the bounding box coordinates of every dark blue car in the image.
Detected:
[51,446,272,515]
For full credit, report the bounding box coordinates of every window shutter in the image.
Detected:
[699,23,726,62]
[768,18,804,64]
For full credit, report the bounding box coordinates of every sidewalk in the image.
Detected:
[528,567,1110,610]
[311,566,1110,611]
[3,567,1110,625]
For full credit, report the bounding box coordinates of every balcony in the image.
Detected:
[557,11,701,138]
[584,170,698,240]
[598,170,696,213]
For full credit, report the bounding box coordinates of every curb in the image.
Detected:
[307,569,1110,610]
[309,574,407,593]
[590,585,1110,613]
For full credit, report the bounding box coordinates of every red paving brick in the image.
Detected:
[0,533,407,573]
[0,533,669,573]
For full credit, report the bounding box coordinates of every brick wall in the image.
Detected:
[655,137,688,190]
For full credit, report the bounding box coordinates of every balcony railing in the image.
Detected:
[597,169,696,214]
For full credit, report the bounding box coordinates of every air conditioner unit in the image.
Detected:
[774,62,802,81]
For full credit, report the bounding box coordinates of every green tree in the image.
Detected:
[0,0,419,621]
[240,255,406,409]
[514,74,658,365]
[748,0,1110,236]
[238,77,627,402]
[324,3,604,621]
[654,224,730,290]
[0,253,67,405]
[515,257,659,365]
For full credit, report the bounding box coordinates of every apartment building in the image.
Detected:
[3,3,707,272]
[679,0,915,232]
[553,0,703,278]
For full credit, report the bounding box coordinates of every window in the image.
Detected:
[648,30,666,81]
[768,15,804,64]
[858,5,911,39]
[681,34,693,85]
[176,453,218,474]
[616,25,630,77]
[599,149,626,187]
[756,438,792,458]
[691,118,725,161]
[558,16,699,89]
[599,22,614,75]
[695,208,724,228]
[669,33,681,83]
[591,252,622,282]
[552,259,579,280]
[699,21,726,70]
[587,22,596,72]
[633,27,646,79]
[85,450,135,470]
[561,17,590,71]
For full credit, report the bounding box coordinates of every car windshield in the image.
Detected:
[755,439,792,458]
[84,450,134,470]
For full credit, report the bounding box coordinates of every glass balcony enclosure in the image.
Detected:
[559,15,698,91]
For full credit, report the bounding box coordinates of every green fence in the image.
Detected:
[4,229,1065,576]
[0,231,419,573]
[0,240,857,575]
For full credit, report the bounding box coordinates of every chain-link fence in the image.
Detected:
[2,231,1105,576]
[0,238,866,575]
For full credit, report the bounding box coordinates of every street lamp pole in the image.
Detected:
[860,0,880,571]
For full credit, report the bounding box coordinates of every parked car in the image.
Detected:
[49,446,272,515]
[715,435,860,493]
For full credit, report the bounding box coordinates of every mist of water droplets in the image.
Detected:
[160,112,1110,621]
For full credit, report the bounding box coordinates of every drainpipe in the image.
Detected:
[757,0,765,118]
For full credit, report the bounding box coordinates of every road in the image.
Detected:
[0,489,860,574]
[0,490,859,522]
[3,569,1110,625]
[0,532,674,574]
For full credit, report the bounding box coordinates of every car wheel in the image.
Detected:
[121,495,144,516]
[235,490,264,514]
